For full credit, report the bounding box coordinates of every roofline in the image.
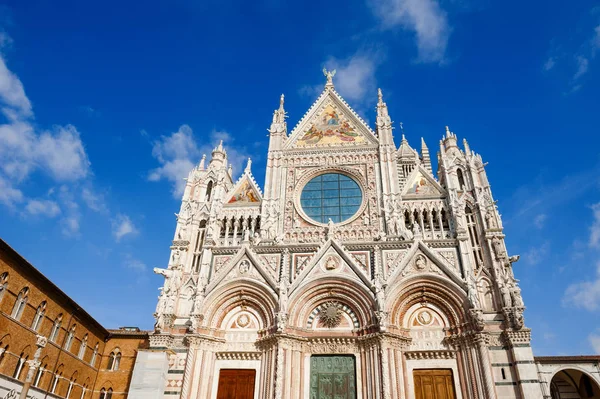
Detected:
[0,238,109,337]
[535,355,600,363]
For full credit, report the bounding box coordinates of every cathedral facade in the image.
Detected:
[128,73,579,399]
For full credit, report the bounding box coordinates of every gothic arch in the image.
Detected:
[388,276,468,330]
[203,280,277,330]
[287,277,375,331]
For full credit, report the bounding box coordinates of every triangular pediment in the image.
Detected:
[289,239,371,295]
[387,241,466,290]
[285,88,378,150]
[224,172,262,206]
[401,166,446,198]
[206,246,277,294]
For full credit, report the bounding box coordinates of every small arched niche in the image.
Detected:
[220,306,263,352]
[404,303,451,351]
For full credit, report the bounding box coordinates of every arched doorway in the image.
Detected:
[550,369,600,398]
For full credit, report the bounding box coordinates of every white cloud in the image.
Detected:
[0,175,22,207]
[149,126,250,197]
[563,262,600,311]
[534,213,547,229]
[590,203,600,249]
[573,56,589,80]
[81,187,107,212]
[112,214,138,242]
[0,32,94,233]
[124,255,147,272]
[523,241,549,265]
[0,54,32,118]
[590,333,600,354]
[61,215,80,237]
[25,199,61,217]
[369,0,450,63]
[324,54,378,102]
[543,57,555,71]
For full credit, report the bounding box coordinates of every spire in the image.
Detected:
[378,88,383,105]
[421,137,432,174]
[199,154,206,169]
[323,68,336,90]
[398,134,416,159]
[209,140,227,168]
[442,125,458,150]
[463,138,471,156]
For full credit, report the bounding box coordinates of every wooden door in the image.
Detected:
[414,369,456,399]
[310,355,356,399]
[216,369,256,399]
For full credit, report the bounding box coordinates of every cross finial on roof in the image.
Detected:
[323,68,336,88]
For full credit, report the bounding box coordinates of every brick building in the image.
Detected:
[0,239,149,399]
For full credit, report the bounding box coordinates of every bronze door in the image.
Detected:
[310,355,356,399]
[216,369,255,399]
[413,369,456,399]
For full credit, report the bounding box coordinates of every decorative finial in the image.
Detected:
[245,157,252,173]
[445,126,451,137]
[199,154,206,169]
[323,68,336,88]
[377,88,383,105]
[279,94,285,109]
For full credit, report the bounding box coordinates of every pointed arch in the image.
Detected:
[203,280,278,330]
[287,277,375,331]
[387,276,469,331]
[11,287,29,320]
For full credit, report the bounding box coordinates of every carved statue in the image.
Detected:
[251,231,261,245]
[485,211,497,229]
[511,286,524,307]
[170,249,181,267]
[491,236,506,260]
[323,68,336,84]
[467,279,480,309]
[154,266,182,296]
[326,218,335,240]
[499,283,512,308]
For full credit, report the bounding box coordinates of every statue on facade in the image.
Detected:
[467,279,481,309]
[485,210,497,229]
[491,236,506,261]
[499,282,512,308]
[511,285,524,308]
[323,68,336,85]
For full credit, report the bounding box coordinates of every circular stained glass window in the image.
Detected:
[300,173,363,224]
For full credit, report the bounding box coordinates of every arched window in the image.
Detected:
[0,272,8,303]
[99,388,113,399]
[78,334,88,359]
[205,180,214,201]
[66,372,77,399]
[90,343,99,366]
[31,300,47,331]
[457,168,466,190]
[107,349,121,371]
[13,352,28,379]
[64,324,76,351]
[50,314,63,342]
[11,287,28,320]
[51,365,63,394]
[33,361,47,387]
[465,206,483,269]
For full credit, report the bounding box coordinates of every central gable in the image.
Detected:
[285,88,378,150]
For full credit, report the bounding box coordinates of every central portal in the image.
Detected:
[310,355,356,399]
[413,369,456,399]
[216,369,256,399]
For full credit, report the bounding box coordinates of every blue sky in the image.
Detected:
[0,0,599,355]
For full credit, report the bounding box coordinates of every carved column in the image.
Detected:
[180,346,196,399]
[474,334,496,399]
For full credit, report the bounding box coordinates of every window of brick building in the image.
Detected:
[90,343,99,367]
[107,349,121,371]
[78,334,88,359]
[64,324,76,351]
[0,272,8,303]
[13,352,28,379]
[31,300,47,331]
[50,314,63,342]
[11,287,29,320]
